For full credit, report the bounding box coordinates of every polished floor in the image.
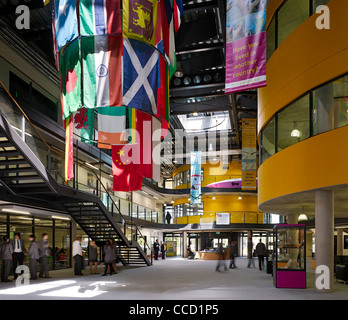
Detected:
[0,257,347,300]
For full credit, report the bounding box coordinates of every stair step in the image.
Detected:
[0,174,41,181]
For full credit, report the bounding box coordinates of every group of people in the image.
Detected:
[72,237,119,277]
[1,233,51,282]
[216,239,267,272]
[153,239,166,260]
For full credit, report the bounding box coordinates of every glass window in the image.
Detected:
[277,0,309,47]
[54,221,71,269]
[132,204,138,219]
[267,17,276,61]
[277,94,310,151]
[151,211,158,223]
[260,117,276,164]
[313,75,348,135]
[146,208,152,221]
[138,206,145,220]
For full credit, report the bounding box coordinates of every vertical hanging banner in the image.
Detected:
[242,118,257,190]
[190,151,202,204]
[225,0,269,93]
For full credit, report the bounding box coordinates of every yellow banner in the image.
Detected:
[242,119,257,190]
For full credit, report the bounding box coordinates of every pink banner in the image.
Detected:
[225,0,268,93]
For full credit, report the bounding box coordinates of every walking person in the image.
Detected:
[247,239,255,268]
[28,235,39,280]
[11,233,25,279]
[102,240,116,276]
[160,241,166,260]
[73,236,84,276]
[256,239,267,271]
[154,239,160,260]
[39,233,51,278]
[88,240,99,274]
[1,236,13,282]
[215,243,227,272]
[229,240,237,269]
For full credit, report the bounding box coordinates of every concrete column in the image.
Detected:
[183,232,188,258]
[315,190,334,293]
[337,228,343,256]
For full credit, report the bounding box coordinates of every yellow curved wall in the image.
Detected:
[257,0,348,207]
[258,0,348,135]
[258,125,348,206]
[174,195,262,224]
[172,161,242,189]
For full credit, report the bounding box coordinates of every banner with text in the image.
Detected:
[242,118,257,190]
[190,151,202,204]
[225,0,269,93]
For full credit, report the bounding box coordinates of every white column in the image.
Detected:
[287,214,298,224]
[315,190,334,293]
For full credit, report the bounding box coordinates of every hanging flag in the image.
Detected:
[79,0,122,36]
[190,151,202,204]
[60,39,82,120]
[173,0,183,34]
[82,35,123,109]
[73,107,95,145]
[156,55,169,138]
[160,0,176,68]
[155,0,164,55]
[54,0,79,52]
[123,38,160,116]
[123,0,158,47]
[51,2,60,70]
[112,144,143,192]
[98,106,127,149]
[64,114,74,182]
[135,110,161,182]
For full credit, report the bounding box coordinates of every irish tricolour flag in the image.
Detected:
[81,35,123,109]
[97,106,127,149]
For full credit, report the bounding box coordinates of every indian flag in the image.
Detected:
[97,106,127,149]
[79,0,122,36]
[81,35,123,110]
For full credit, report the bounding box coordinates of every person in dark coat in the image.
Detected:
[102,240,116,276]
[28,235,39,280]
[255,239,267,271]
[229,240,237,269]
[1,236,13,282]
[154,239,160,260]
[166,212,172,224]
[160,241,166,260]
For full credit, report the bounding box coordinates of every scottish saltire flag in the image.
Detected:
[123,38,160,116]
[54,0,79,51]
[97,106,127,149]
[79,0,121,36]
[81,35,123,109]
[123,0,158,47]
[60,39,82,119]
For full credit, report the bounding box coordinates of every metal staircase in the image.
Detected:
[0,84,152,266]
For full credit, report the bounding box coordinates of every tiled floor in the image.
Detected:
[0,257,347,300]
